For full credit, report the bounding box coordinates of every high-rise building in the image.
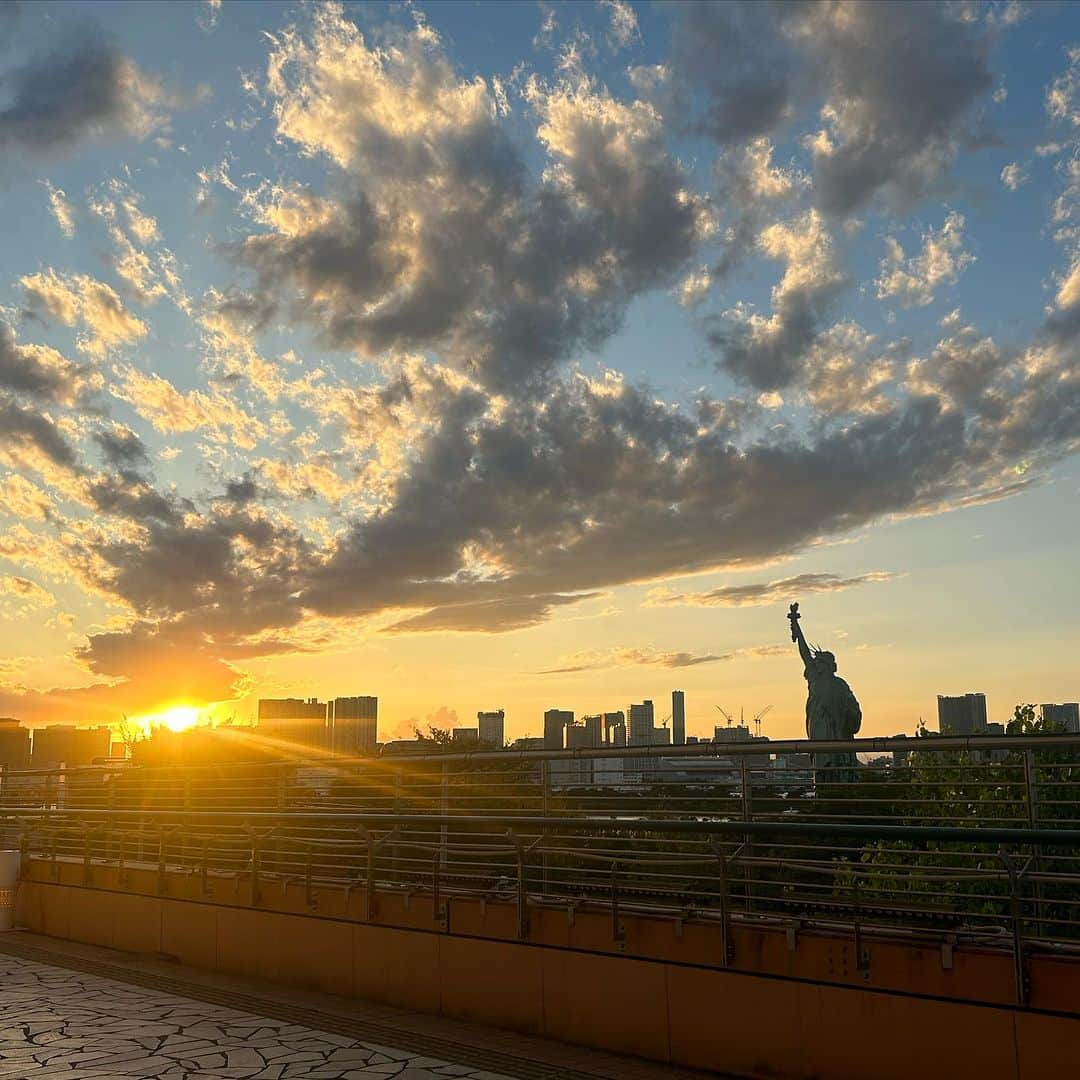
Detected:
[544,709,572,750]
[1041,703,1080,733]
[331,696,378,755]
[652,727,671,746]
[562,722,594,785]
[937,693,988,736]
[257,698,328,751]
[0,718,30,771]
[672,690,686,746]
[603,711,627,747]
[628,701,655,746]
[31,725,111,768]
[582,714,603,747]
[477,709,505,747]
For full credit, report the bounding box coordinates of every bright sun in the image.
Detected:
[134,705,202,733]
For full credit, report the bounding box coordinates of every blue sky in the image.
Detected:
[0,0,1078,740]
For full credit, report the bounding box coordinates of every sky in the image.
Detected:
[0,0,1078,743]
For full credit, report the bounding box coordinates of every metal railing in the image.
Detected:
[3,733,1080,1004]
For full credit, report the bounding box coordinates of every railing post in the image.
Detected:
[249,831,261,905]
[1022,749,1046,936]
[1001,848,1030,1006]
[541,760,551,895]
[391,769,402,884]
[439,763,449,875]
[740,757,754,909]
[610,860,624,943]
[157,830,167,895]
[432,851,446,931]
[712,842,734,967]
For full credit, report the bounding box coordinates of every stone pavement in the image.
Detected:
[0,953,514,1079]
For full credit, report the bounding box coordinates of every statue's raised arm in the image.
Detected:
[788,602,814,668]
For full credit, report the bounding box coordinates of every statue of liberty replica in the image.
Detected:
[788,602,861,782]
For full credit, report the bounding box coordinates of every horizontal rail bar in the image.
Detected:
[6,808,1080,847]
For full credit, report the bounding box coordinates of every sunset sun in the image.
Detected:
[134,706,202,734]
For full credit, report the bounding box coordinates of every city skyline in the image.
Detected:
[0,1,1079,742]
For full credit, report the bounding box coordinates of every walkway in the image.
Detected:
[0,935,713,1079]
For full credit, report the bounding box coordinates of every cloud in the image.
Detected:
[671,3,994,213]
[710,210,848,389]
[43,182,76,237]
[534,645,728,674]
[21,269,147,356]
[0,395,79,471]
[804,322,903,417]
[112,368,266,449]
[602,0,639,50]
[240,5,706,391]
[0,575,55,609]
[800,4,994,215]
[384,592,603,634]
[0,322,93,405]
[650,572,896,609]
[875,212,974,308]
[0,26,183,158]
[1047,45,1080,127]
[1000,162,1029,191]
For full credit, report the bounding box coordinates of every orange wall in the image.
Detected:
[15,864,1080,1080]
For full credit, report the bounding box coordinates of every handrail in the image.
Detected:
[5,807,1080,847]
[4,731,1080,779]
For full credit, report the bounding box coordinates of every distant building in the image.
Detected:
[331,696,378,755]
[651,727,671,746]
[31,725,111,768]
[714,724,753,743]
[544,709,572,750]
[452,727,479,742]
[511,736,545,752]
[477,710,505,747]
[258,698,328,751]
[603,712,626,747]
[937,693,988,736]
[581,714,603,748]
[562,722,594,785]
[0,718,30,771]
[672,690,686,746]
[1041,703,1080,733]
[628,701,655,746]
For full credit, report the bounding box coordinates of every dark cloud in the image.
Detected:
[670,1,994,214]
[236,12,706,392]
[533,647,729,675]
[0,24,173,158]
[94,427,150,471]
[671,1,796,143]
[652,572,896,609]
[384,592,603,635]
[0,394,79,468]
[0,323,85,403]
[224,475,259,504]
[802,3,994,215]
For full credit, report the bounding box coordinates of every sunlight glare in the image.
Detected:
[134,705,202,733]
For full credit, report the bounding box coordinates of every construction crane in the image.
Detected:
[714,705,735,727]
[751,704,773,738]
[660,713,672,729]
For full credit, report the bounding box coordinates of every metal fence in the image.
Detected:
[3,733,1080,998]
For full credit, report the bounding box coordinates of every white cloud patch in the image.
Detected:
[43,182,76,237]
[20,269,147,357]
[876,212,974,308]
[1000,162,1029,191]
